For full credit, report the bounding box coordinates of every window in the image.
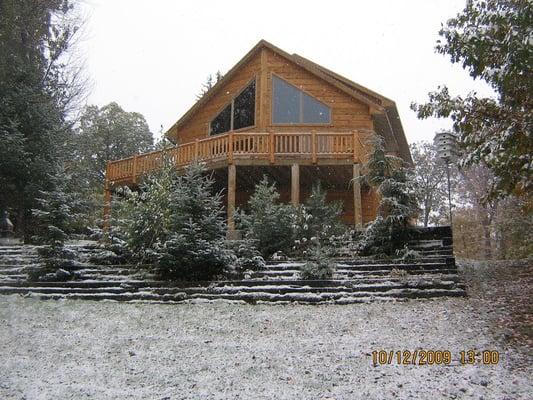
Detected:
[210,80,255,135]
[272,75,331,124]
[210,104,231,135]
[233,80,255,130]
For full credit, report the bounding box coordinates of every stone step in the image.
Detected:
[0,286,129,295]
[252,270,459,281]
[14,287,466,304]
[0,268,28,275]
[264,260,454,270]
[257,266,456,277]
[0,272,464,289]
[205,282,464,295]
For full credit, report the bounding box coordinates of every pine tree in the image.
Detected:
[359,137,419,256]
[115,159,176,262]
[196,71,224,100]
[237,177,294,258]
[0,1,86,239]
[157,163,232,280]
[30,167,85,281]
[304,182,344,241]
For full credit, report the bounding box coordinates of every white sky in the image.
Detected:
[79,0,494,144]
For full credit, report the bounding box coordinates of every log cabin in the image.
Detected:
[104,40,412,232]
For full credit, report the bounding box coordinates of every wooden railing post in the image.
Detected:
[132,154,138,184]
[194,139,199,161]
[311,130,317,164]
[228,132,234,164]
[269,131,275,164]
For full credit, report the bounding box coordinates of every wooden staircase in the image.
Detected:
[0,236,465,305]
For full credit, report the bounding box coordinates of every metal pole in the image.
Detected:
[446,161,453,229]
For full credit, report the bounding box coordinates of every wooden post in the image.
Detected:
[228,132,234,164]
[311,130,317,164]
[194,138,199,161]
[353,163,363,228]
[352,131,359,163]
[132,154,138,184]
[227,164,236,233]
[269,131,275,164]
[291,164,300,206]
[103,162,112,234]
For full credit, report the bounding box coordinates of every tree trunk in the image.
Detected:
[481,219,492,259]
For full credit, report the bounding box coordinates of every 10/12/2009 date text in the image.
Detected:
[371,350,500,366]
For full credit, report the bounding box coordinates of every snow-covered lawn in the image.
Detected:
[0,261,531,400]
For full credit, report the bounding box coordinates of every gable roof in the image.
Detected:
[166,40,412,163]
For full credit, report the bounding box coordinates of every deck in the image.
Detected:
[106,131,373,186]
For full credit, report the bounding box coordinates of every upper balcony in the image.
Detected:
[106,130,374,187]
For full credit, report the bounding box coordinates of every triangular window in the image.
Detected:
[272,75,331,124]
[210,80,255,135]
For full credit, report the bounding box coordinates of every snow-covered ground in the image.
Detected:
[0,260,531,400]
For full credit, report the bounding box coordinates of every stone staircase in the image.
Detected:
[0,230,466,304]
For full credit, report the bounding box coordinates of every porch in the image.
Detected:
[104,131,376,229]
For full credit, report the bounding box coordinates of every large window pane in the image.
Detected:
[233,80,255,130]
[272,75,300,124]
[272,75,331,124]
[302,92,331,123]
[210,104,231,135]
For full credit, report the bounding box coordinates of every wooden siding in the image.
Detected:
[175,53,262,144]
[172,47,375,144]
[264,48,373,132]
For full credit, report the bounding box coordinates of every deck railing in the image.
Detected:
[106,131,373,184]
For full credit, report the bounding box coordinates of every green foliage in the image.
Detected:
[114,162,231,280]
[411,0,533,199]
[226,239,265,277]
[73,102,154,187]
[303,182,344,240]
[114,160,176,262]
[158,163,231,281]
[292,182,345,254]
[359,138,419,256]
[237,177,295,258]
[238,178,346,259]
[0,0,84,239]
[299,245,335,280]
[29,167,86,281]
[196,71,224,100]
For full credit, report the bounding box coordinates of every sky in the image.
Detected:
[78,0,494,144]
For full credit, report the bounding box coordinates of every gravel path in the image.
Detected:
[0,262,531,400]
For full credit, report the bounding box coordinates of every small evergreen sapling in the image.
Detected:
[114,159,177,263]
[237,177,294,258]
[225,238,265,278]
[157,163,233,281]
[358,137,419,256]
[292,182,344,255]
[30,170,85,281]
[299,241,335,280]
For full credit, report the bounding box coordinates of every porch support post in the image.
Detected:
[103,161,112,234]
[227,164,236,233]
[103,188,112,233]
[291,163,300,206]
[353,163,363,228]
